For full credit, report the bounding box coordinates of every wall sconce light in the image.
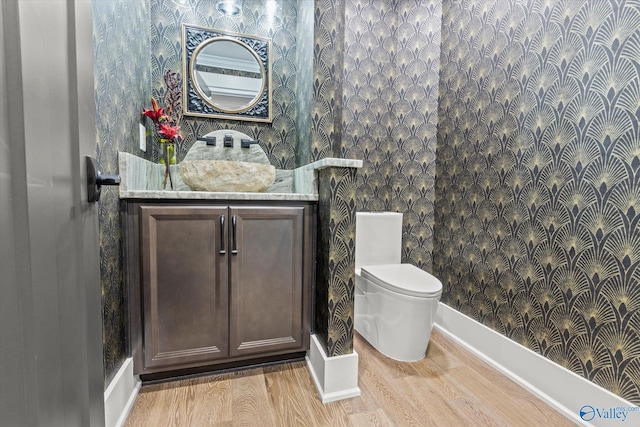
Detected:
[217,0,243,16]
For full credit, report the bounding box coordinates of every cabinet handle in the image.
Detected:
[231,215,238,254]
[219,215,226,255]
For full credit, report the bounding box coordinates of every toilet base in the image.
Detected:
[354,322,433,362]
[355,275,440,362]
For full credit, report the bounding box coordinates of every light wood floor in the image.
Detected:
[124,330,576,426]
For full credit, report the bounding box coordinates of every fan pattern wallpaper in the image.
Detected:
[311,0,346,161]
[315,168,359,356]
[150,0,307,169]
[311,0,351,358]
[294,0,314,167]
[310,0,442,357]
[434,0,640,404]
[341,0,442,271]
[93,0,150,387]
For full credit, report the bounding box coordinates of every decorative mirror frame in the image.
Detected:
[182,24,272,123]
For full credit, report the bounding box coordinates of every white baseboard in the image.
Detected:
[306,334,361,403]
[104,358,141,427]
[435,302,639,426]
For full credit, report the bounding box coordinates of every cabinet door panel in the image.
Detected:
[141,206,229,369]
[229,206,304,356]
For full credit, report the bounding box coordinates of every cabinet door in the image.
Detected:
[140,206,229,369]
[229,206,305,357]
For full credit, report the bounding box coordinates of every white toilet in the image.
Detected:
[354,212,443,362]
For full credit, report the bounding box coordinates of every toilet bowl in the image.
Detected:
[355,212,442,362]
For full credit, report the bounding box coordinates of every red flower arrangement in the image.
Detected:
[142,71,183,189]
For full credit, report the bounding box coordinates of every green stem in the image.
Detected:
[163,144,174,189]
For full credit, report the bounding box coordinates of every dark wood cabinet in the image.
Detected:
[139,205,229,370]
[125,200,315,378]
[229,207,306,357]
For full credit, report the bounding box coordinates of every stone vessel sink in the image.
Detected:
[179,130,276,193]
[179,160,275,192]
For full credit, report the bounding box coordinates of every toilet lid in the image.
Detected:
[360,264,443,298]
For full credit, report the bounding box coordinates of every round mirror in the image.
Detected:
[190,37,265,113]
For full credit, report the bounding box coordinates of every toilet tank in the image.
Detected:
[355,212,402,270]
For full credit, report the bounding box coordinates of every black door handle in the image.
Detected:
[219,215,226,255]
[231,215,238,254]
[98,174,121,186]
[87,156,120,202]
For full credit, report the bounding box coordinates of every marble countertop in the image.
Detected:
[297,157,363,171]
[119,189,319,201]
[118,152,361,202]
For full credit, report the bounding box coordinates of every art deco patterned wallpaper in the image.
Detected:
[341,0,441,270]
[93,0,151,387]
[311,0,346,160]
[310,0,348,358]
[295,0,314,167]
[150,0,305,169]
[434,0,640,404]
[311,0,442,357]
[314,167,358,356]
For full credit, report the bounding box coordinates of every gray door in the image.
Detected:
[0,0,105,426]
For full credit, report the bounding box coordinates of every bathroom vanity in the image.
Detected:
[124,198,315,380]
[118,149,362,382]
[119,152,319,381]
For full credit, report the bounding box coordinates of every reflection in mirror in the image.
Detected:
[183,24,272,122]
[192,38,264,112]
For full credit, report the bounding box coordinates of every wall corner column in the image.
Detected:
[307,160,361,403]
